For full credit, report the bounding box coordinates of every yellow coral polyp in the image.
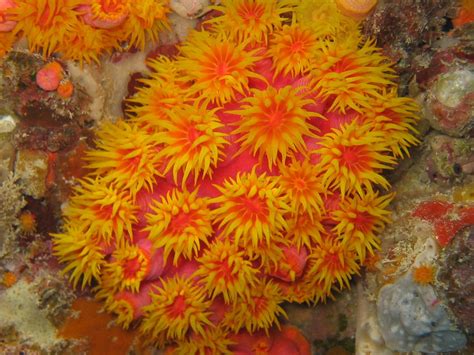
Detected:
[85,120,162,198]
[128,57,186,130]
[207,0,296,45]
[63,177,138,245]
[268,22,318,77]
[10,0,82,57]
[316,121,396,197]
[279,159,325,219]
[155,103,229,185]
[170,327,235,355]
[194,240,258,304]
[140,276,213,341]
[224,278,287,334]
[232,85,319,168]
[363,89,421,158]
[52,224,105,289]
[332,189,393,261]
[145,188,213,265]
[211,170,289,248]
[295,0,360,41]
[287,211,325,250]
[101,243,151,293]
[90,0,129,25]
[61,21,113,64]
[309,237,360,291]
[176,31,263,105]
[114,1,169,50]
[312,38,396,113]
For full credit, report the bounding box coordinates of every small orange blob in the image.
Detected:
[412,264,435,285]
[57,79,74,99]
[36,61,64,91]
[453,0,474,27]
[19,210,37,234]
[1,272,17,288]
[58,298,138,355]
[335,0,378,20]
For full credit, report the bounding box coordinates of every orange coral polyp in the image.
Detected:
[88,0,129,29]
[145,188,213,265]
[225,279,287,334]
[140,276,213,341]
[155,103,229,185]
[63,177,138,245]
[194,240,258,304]
[85,120,162,197]
[412,264,436,285]
[279,159,325,219]
[316,122,396,197]
[10,0,82,57]
[52,224,105,289]
[176,31,263,105]
[332,189,393,261]
[312,38,395,113]
[211,170,289,248]
[363,89,420,158]
[208,0,296,45]
[268,22,318,77]
[309,237,360,291]
[232,85,319,168]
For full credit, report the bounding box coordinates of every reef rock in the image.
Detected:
[377,273,466,352]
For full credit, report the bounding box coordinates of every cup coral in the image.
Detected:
[51,0,421,351]
[2,0,170,62]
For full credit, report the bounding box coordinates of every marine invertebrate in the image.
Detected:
[57,79,74,99]
[311,38,395,113]
[176,30,263,105]
[84,120,162,197]
[232,85,319,167]
[79,0,129,29]
[0,0,17,32]
[18,210,37,234]
[49,0,422,349]
[194,240,258,303]
[1,271,17,287]
[308,236,360,291]
[335,0,378,20]
[52,224,105,288]
[140,276,213,342]
[295,0,359,40]
[279,159,325,219]
[154,102,229,185]
[412,264,436,285]
[35,61,64,91]
[211,170,289,248]
[362,89,420,158]
[145,188,213,264]
[224,278,286,334]
[10,0,82,57]
[315,121,396,197]
[63,177,138,245]
[207,0,296,45]
[100,239,164,293]
[128,56,186,130]
[267,22,318,77]
[332,189,393,261]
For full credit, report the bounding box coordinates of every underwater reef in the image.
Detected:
[0,0,473,354]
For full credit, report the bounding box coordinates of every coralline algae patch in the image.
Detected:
[50,0,420,352]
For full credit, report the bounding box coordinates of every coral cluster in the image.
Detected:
[0,0,170,63]
[51,0,420,352]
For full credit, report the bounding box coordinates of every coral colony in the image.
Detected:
[2,0,420,352]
